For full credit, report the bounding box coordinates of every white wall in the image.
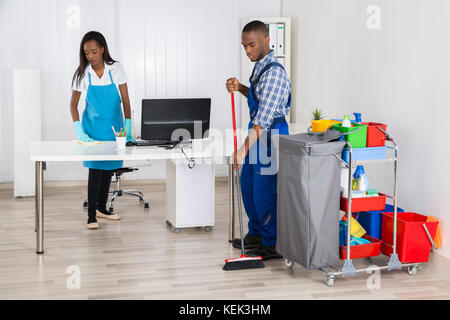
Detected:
[283,0,450,259]
[0,0,281,182]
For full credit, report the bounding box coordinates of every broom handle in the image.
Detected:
[231,92,238,158]
[236,167,246,256]
[230,92,246,255]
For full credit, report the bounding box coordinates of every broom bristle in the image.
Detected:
[223,255,265,271]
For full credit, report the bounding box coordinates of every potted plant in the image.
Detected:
[311,107,324,120]
[310,107,331,132]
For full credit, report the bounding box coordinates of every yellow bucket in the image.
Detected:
[311,120,341,133]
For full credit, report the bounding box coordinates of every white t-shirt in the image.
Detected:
[72,61,128,92]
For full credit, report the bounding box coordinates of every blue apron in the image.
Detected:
[82,70,124,170]
[240,62,290,247]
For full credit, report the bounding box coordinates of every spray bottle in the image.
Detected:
[351,165,370,194]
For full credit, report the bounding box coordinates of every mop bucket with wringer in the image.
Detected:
[381,212,438,263]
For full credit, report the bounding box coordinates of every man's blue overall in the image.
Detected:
[240,62,290,247]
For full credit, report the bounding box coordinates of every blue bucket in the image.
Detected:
[356,204,405,239]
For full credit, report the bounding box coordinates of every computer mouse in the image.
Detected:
[126,140,136,147]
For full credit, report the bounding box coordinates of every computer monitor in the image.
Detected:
[141,98,211,142]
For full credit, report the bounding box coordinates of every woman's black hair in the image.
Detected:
[72,31,117,88]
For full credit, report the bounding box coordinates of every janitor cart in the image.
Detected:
[284,131,435,287]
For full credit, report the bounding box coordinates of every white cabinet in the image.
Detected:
[13,69,41,198]
[165,159,215,231]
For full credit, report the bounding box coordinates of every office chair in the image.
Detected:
[83,167,149,212]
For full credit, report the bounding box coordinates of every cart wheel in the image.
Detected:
[407,265,418,276]
[109,207,114,213]
[83,201,88,208]
[326,275,335,287]
[285,259,294,268]
[144,203,149,209]
[205,226,211,232]
[166,220,172,227]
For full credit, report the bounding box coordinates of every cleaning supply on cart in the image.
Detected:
[341,215,366,237]
[426,216,442,249]
[351,166,362,191]
[358,205,404,239]
[350,236,371,245]
[339,220,347,246]
[351,175,359,191]
[341,115,351,128]
[351,165,370,193]
[359,167,370,193]
[366,189,379,197]
[340,168,349,197]
[339,220,370,246]
[353,113,362,123]
[351,191,365,198]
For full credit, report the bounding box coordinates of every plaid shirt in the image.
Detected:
[250,50,291,130]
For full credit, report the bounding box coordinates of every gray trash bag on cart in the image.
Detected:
[274,129,346,270]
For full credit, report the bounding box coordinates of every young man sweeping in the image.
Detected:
[225,20,291,260]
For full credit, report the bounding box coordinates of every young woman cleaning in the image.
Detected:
[70,31,134,229]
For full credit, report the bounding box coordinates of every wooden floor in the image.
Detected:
[1,178,450,300]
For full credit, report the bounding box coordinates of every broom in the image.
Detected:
[223,92,265,271]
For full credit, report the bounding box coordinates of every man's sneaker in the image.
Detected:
[231,234,262,249]
[245,245,282,261]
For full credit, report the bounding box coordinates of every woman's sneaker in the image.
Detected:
[87,218,99,229]
[96,209,121,220]
[231,234,262,249]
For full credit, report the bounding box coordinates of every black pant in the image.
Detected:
[88,169,113,220]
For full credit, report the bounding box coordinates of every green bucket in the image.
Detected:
[331,123,367,148]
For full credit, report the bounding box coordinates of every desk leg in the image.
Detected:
[228,164,235,242]
[35,161,44,254]
[35,162,38,233]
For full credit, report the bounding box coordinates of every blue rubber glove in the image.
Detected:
[125,118,135,142]
[73,121,94,142]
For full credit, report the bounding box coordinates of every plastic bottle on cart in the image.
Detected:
[351,165,370,193]
[340,168,349,197]
[342,115,351,127]
[351,167,360,191]
[359,166,370,193]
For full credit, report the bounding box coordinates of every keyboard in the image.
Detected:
[134,139,174,146]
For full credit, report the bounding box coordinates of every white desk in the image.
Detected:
[30,140,234,254]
